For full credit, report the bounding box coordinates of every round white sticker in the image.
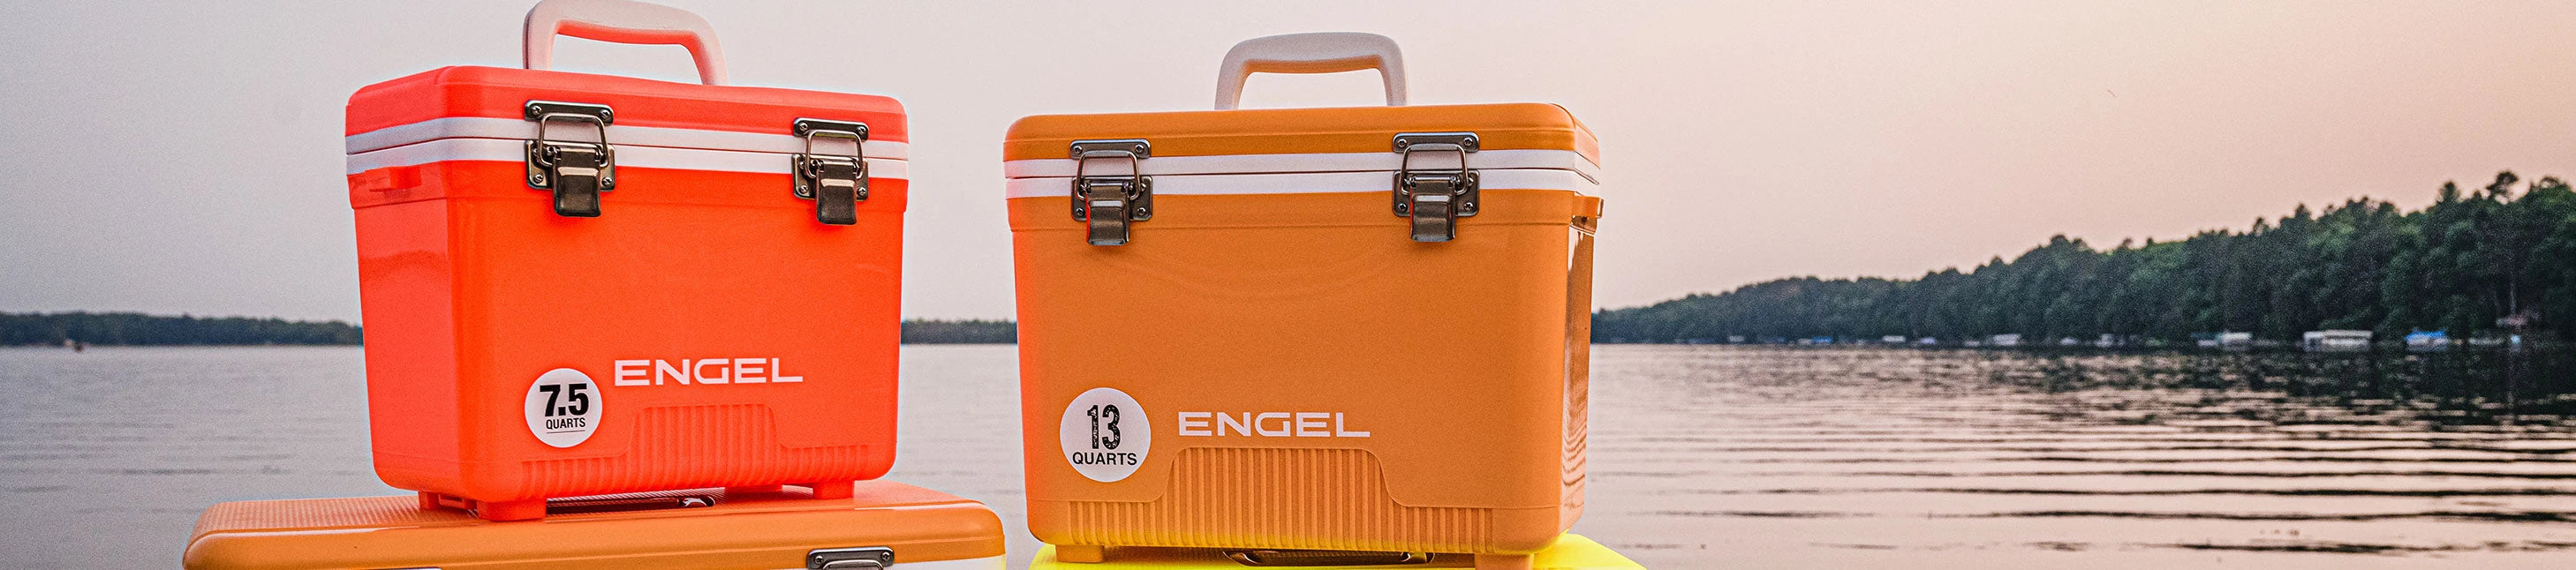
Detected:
[524,368,603,448]
[1059,387,1152,483]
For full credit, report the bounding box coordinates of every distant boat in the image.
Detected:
[2405,330,2449,352]
[2301,330,2372,352]
[1881,335,1907,344]
[2217,332,2253,350]
[1989,334,2022,347]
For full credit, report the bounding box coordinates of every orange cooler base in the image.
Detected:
[183,481,1003,570]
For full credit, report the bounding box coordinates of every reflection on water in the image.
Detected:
[3,345,2572,568]
[1575,346,2576,568]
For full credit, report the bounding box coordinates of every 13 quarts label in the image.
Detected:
[1059,387,1152,483]
[1059,387,1379,483]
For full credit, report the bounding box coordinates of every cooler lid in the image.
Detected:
[1001,34,1597,244]
[1003,103,1596,176]
[344,0,905,160]
[344,67,909,161]
[1001,33,1597,179]
[341,0,904,224]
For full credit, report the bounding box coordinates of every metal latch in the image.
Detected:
[1392,132,1479,242]
[1069,139,1152,245]
[524,101,616,217]
[793,119,870,225]
[1225,549,1433,566]
[807,546,895,569]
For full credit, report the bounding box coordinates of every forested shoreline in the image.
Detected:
[898,319,1017,344]
[2,312,364,346]
[1595,172,2576,344]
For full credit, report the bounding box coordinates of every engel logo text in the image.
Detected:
[1175,411,1370,438]
[609,358,805,386]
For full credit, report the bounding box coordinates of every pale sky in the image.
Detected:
[4,1,2574,323]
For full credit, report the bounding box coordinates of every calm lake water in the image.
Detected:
[4,345,2572,568]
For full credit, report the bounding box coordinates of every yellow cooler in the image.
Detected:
[1005,33,1602,570]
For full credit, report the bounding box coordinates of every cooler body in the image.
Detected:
[1007,94,1601,558]
[344,64,910,513]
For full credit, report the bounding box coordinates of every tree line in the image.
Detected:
[1594,172,2576,344]
[2,311,364,346]
[5,312,1023,346]
[899,319,1017,344]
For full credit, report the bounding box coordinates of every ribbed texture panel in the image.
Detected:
[1563,364,1590,488]
[193,496,468,536]
[1562,341,1590,525]
[1561,223,1596,527]
[1064,448,1492,551]
[516,404,871,498]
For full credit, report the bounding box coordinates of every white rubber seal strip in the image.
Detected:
[1002,149,1596,183]
[345,137,909,179]
[1004,168,1592,199]
[347,116,909,160]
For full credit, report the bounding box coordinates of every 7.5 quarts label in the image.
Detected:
[524,368,603,448]
[1059,387,1152,483]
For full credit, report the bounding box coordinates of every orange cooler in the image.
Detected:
[1004,34,1601,569]
[343,0,908,521]
[183,482,1005,569]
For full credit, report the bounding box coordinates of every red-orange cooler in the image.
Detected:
[343,0,908,521]
[1005,34,1601,570]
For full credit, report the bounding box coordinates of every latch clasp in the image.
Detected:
[1069,139,1152,246]
[808,546,895,569]
[524,101,617,218]
[1392,132,1479,242]
[792,119,871,226]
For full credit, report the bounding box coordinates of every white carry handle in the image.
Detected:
[1214,32,1407,110]
[524,0,728,86]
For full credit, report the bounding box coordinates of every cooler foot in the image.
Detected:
[474,498,547,521]
[1474,553,1533,570]
[803,481,855,499]
[1056,544,1107,563]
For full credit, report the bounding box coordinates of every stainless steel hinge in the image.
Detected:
[1392,132,1479,242]
[524,101,616,218]
[792,119,871,226]
[1225,549,1434,566]
[808,546,895,569]
[1069,139,1152,246]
